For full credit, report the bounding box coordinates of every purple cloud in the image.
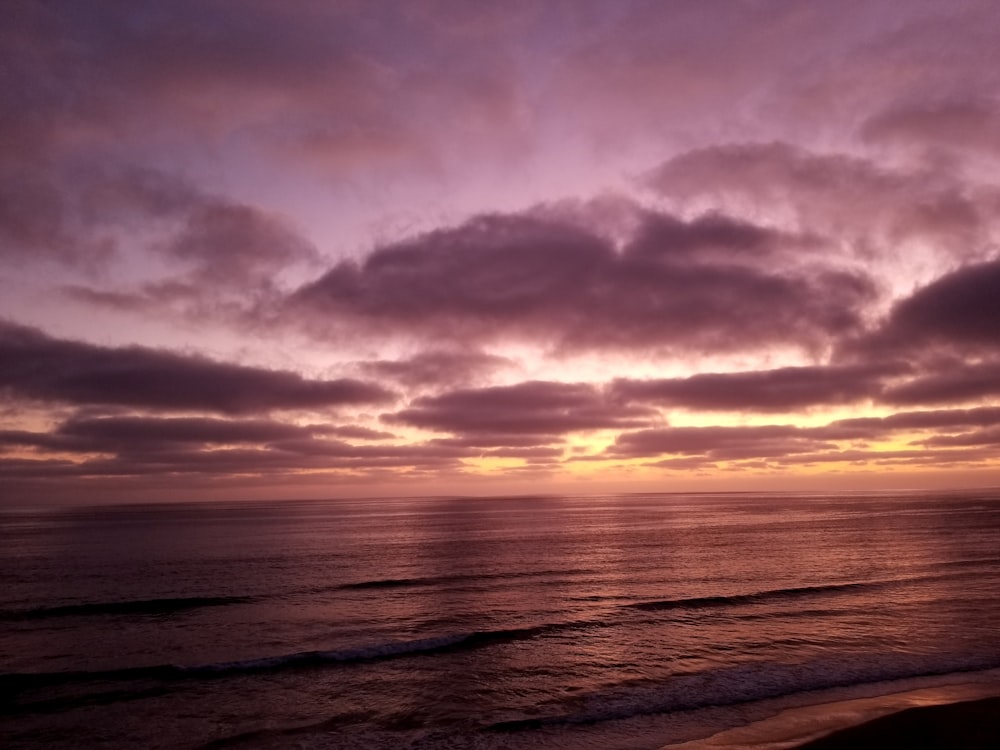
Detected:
[645,142,996,265]
[385,380,658,437]
[358,350,514,389]
[882,361,1000,406]
[0,321,392,415]
[289,211,875,354]
[611,362,907,412]
[608,425,835,460]
[872,259,1000,352]
[862,98,1000,158]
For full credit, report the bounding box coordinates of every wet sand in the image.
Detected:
[794,696,1000,749]
[661,678,1000,750]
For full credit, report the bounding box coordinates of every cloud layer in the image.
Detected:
[3,1,1000,499]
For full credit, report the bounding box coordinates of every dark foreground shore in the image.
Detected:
[795,696,1000,750]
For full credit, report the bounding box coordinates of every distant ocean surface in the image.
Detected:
[3,490,1000,749]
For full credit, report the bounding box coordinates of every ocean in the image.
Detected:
[3,490,1000,749]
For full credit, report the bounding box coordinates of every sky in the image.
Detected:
[3,0,1000,502]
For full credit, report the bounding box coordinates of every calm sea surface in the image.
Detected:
[3,490,1000,748]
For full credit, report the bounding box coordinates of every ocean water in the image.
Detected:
[2,490,1000,749]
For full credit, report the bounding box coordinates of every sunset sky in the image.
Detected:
[4,0,1000,502]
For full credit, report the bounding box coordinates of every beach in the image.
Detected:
[664,682,1000,750]
[797,696,1000,749]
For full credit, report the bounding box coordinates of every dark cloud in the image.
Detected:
[765,445,1000,469]
[828,259,1000,408]
[0,416,472,482]
[358,350,514,389]
[56,167,318,314]
[60,415,312,447]
[1,159,317,315]
[608,425,835,461]
[385,380,658,437]
[0,321,392,414]
[611,362,907,412]
[1,415,314,455]
[882,361,1000,406]
[644,142,997,263]
[826,406,1000,440]
[621,210,807,263]
[607,405,1000,466]
[0,445,462,480]
[161,201,317,285]
[920,426,1000,448]
[868,259,1000,353]
[830,259,1000,410]
[289,211,875,354]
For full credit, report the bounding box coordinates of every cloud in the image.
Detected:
[608,425,836,461]
[827,406,1000,440]
[6,2,1000,498]
[1,415,315,454]
[861,98,1000,158]
[919,426,1000,448]
[0,321,392,415]
[830,259,1000,408]
[54,167,319,319]
[385,380,658,437]
[0,414,473,482]
[324,425,395,441]
[607,404,1000,465]
[61,415,313,447]
[611,362,907,413]
[0,1,402,266]
[831,258,1000,407]
[866,259,1000,353]
[160,201,317,285]
[288,211,875,355]
[644,142,998,266]
[428,435,565,449]
[1,1,379,146]
[882,361,1000,406]
[0,445,463,480]
[1,159,318,323]
[358,350,514,389]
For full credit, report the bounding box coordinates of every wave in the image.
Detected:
[3,620,595,693]
[4,568,602,623]
[928,556,1000,571]
[339,578,435,590]
[0,596,256,621]
[335,567,599,592]
[623,572,981,613]
[626,580,884,611]
[487,651,1000,732]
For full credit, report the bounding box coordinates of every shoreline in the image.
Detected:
[660,674,1000,750]
[794,696,1000,749]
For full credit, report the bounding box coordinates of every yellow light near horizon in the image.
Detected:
[460,456,533,474]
